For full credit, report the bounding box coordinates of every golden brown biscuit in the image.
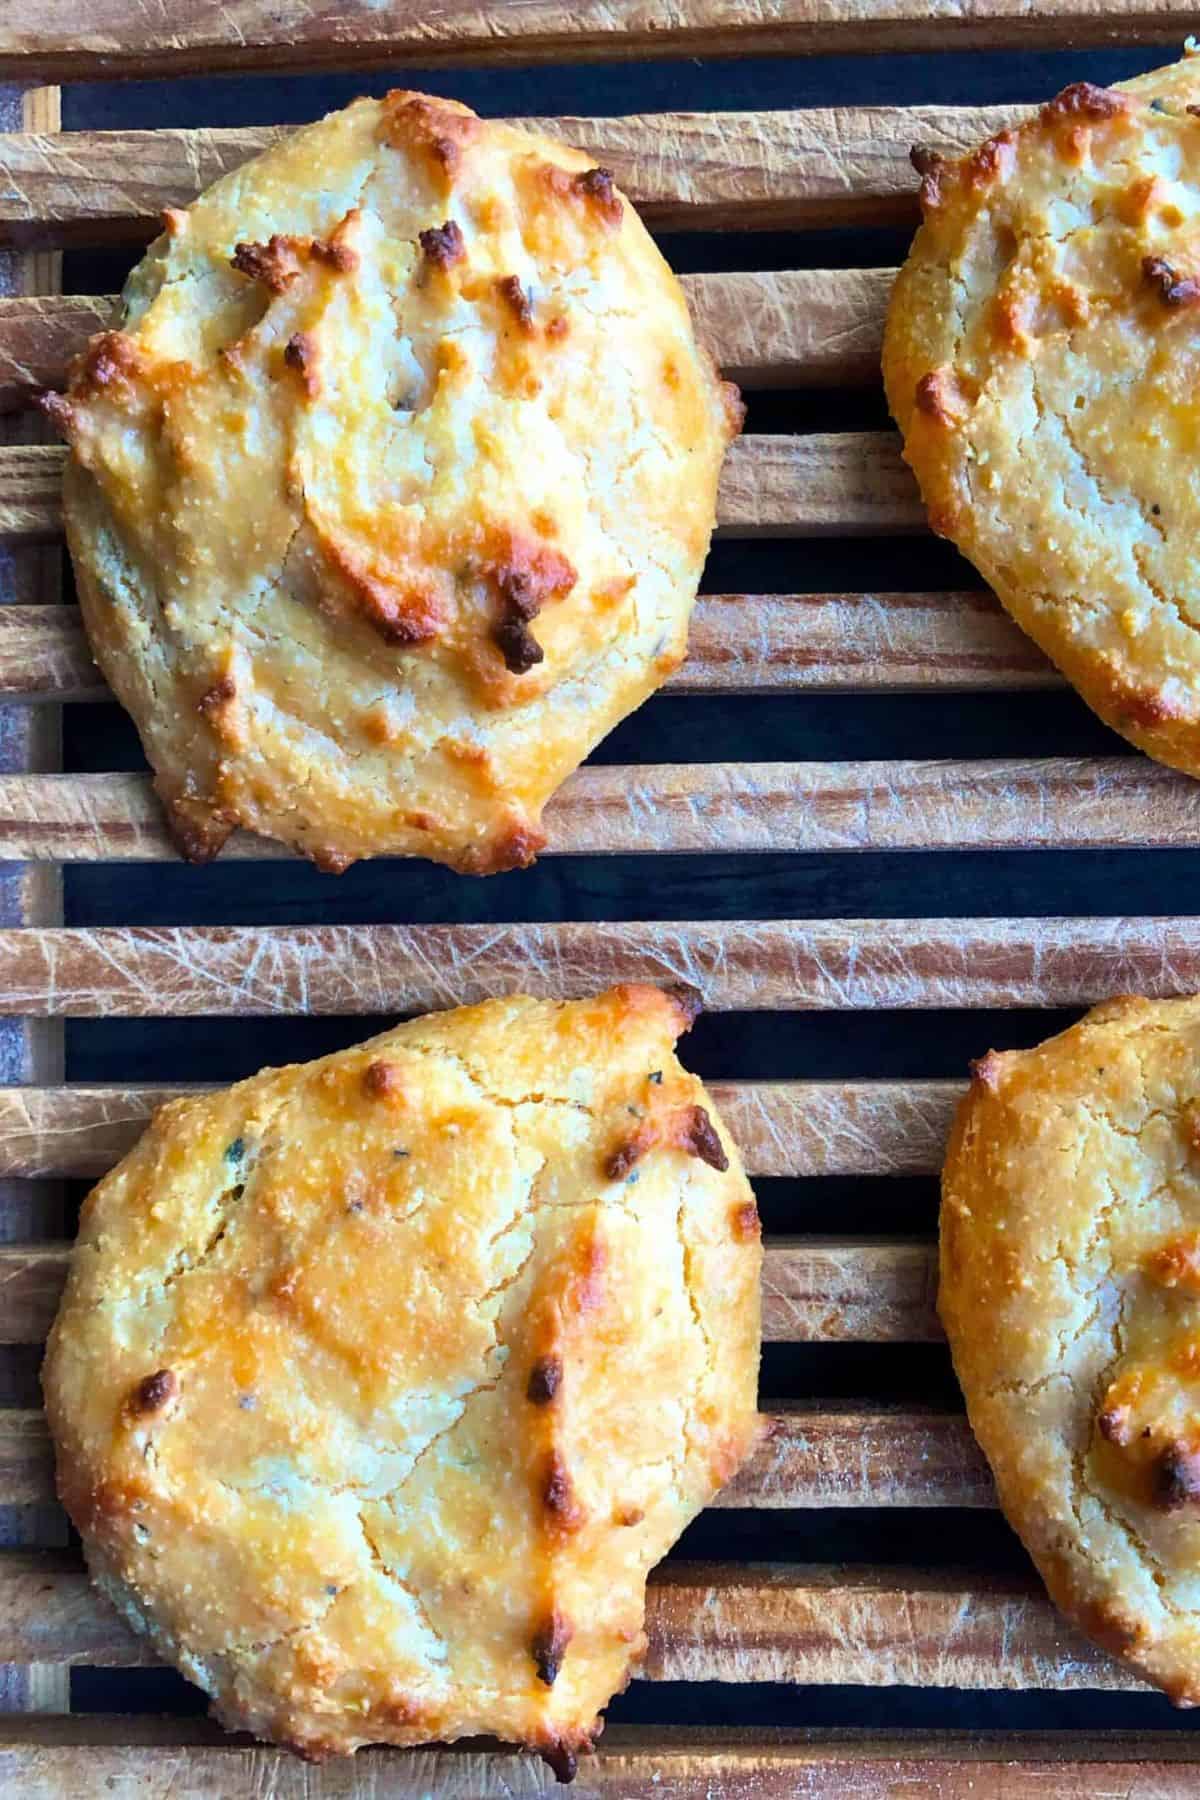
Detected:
[46,94,741,874]
[941,993,1200,1702]
[43,987,762,1770]
[884,52,1200,779]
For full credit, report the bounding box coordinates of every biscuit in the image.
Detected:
[45,94,741,874]
[942,993,1200,1702]
[43,987,762,1769]
[884,52,1200,779]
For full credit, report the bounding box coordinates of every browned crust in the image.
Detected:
[283,330,320,397]
[527,1354,563,1405]
[1146,1232,1200,1290]
[730,1199,761,1242]
[666,986,703,1032]
[481,535,577,676]
[966,129,1018,191]
[968,1050,1006,1093]
[455,818,547,876]
[1108,675,1187,728]
[1041,81,1132,125]
[196,674,237,717]
[910,143,944,178]
[162,796,235,866]
[361,1059,401,1099]
[1142,255,1200,308]
[319,535,444,648]
[603,1126,654,1182]
[231,236,304,293]
[573,166,623,227]
[542,1450,586,1534]
[496,274,535,334]
[127,1368,178,1416]
[67,329,143,401]
[308,845,355,876]
[531,1607,574,1687]
[1153,1442,1200,1511]
[231,229,359,294]
[379,90,481,185]
[418,218,466,272]
[539,1741,581,1784]
[35,387,77,437]
[680,1103,729,1171]
[604,1099,728,1179]
[914,367,967,427]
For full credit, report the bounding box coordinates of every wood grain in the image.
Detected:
[0,1238,943,1344]
[0,444,62,540]
[0,295,112,408]
[0,593,1056,702]
[6,1722,1200,1800]
[0,1077,962,1178]
[642,1564,1141,1690]
[0,1554,1140,1689]
[0,1404,992,1510]
[0,436,924,542]
[0,1242,72,1341]
[0,273,895,404]
[3,0,1197,81]
[0,606,101,702]
[1,915,1193,1017]
[14,1728,1200,1800]
[0,107,1018,246]
[0,760,1196,861]
[0,1413,55,1509]
[0,77,69,1720]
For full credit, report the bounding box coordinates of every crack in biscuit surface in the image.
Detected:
[942,995,1200,1698]
[51,93,740,875]
[885,52,1200,780]
[44,986,762,1762]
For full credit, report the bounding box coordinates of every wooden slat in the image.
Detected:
[0,606,100,701]
[0,444,61,541]
[0,295,113,409]
[0,1242,70,1342]
[0,436,923,543]
[0,1413,55,1509]
[760,1240,940,1343]
[0,107,1018,246]
[0,915,1188,1017]
[6,1726,1200,1800]
[0,1078,961,1179]
[0,1238,943,1345]
[0,593,1056,702]
[0,274,894,405]
[0,760,1196,861]
[643,1565,1139,1690]
[0,77,70,1721]
[0,1404,993,1510]
[3,1,1197,81]
[0,1553,1139,1689]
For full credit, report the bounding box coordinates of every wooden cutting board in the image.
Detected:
[3,7,1200,1791]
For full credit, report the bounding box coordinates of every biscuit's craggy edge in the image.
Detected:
[882,51,1200,788]
[43,986,762,1770]
[940,994,1200,1704]
[46,90,740,876]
